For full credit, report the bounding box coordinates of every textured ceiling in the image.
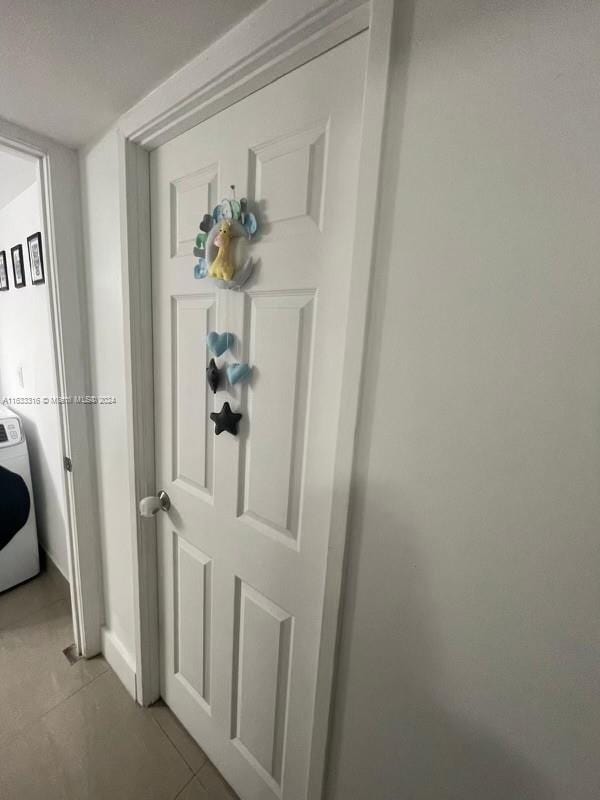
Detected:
[0,147,37,211]
[0,0,265,148]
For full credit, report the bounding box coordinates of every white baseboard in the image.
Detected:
[101,627,137,699]
[41,545,70,584]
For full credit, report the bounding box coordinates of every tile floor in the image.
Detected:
[0,560,238,800]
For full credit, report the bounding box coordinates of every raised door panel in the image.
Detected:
[232,579,292,794]
[248,122,328,233]
[171,164,218,257]
[173,534,212,709]
[238,291,315,546]
[172,295,216,497]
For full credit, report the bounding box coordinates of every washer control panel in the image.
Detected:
[0,417,23,448]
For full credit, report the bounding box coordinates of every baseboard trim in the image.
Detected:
[40,545,70,584]
[101,627,137,699]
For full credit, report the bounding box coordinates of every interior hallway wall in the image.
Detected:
[80,129,136,677]
[0,181,69,576]
[327,1,600,799]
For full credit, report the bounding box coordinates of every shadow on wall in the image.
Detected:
[326,1,557,798]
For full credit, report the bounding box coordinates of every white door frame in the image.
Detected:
[0,118,104,657]
[118,0,394,794]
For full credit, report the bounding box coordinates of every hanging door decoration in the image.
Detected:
[210,402,242,436]
[194,188,259,290]
[199,189,259,435]
[207,331,234,357]
[206,359,221,394]
[226,363,252,385]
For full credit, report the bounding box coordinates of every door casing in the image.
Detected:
[118,1,394,796]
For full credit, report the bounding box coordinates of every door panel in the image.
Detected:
[240,291,315,542]
[151,33,367,800]
[171,164,219,257]
[231,578,292,790]
[172,295,216,495]
[248,121,327,230]
[174,534,212,706]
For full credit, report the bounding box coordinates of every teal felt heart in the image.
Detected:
[227,362,252,385]
[207,331,233,356]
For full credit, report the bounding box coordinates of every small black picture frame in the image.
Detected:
[0,251,8,291]
[27,232,45,286]
[11,244,25,288]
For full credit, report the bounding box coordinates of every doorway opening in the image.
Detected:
[0,144,70,585]
[0,131,102,659]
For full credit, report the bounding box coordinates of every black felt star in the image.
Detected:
[210,402,242,436]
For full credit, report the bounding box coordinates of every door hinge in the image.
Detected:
[63,456,73,473]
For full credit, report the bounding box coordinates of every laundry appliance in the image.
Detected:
[0,406,40,592]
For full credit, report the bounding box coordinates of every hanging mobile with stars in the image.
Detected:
[210,402,242,436]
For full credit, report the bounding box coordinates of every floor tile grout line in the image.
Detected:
[173,773,196,800]
[196,760,210,778]
[5,661,110,741]
[149,711,201,776]
[195,762,240,799]
[148,711,229,791]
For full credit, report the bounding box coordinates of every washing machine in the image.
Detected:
[0,406,40,592]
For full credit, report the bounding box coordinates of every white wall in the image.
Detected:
[80,129,136,669]
[0,181,70,576]
[327,2,600,799]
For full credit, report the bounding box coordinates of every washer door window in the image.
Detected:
[0,465,31,548]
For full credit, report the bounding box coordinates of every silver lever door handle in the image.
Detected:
[139,490,171,517]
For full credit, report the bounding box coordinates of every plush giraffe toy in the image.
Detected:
[209,220,235,282]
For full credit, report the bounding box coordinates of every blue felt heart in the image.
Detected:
[227,362,252,385]
[194,258,208,279]
[243,212,258,237]
[207,331,233,356]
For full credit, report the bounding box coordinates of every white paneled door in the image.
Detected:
[151,33,367,800]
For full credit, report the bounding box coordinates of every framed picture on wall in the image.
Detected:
[27,232,45,285]
[0,251,8,291]
[11,244,25,288]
